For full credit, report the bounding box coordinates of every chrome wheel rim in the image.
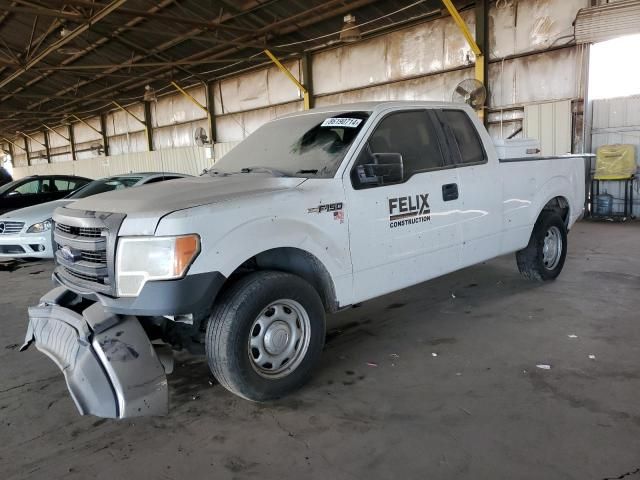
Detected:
[248,299,311,378]
[542,226,563,270]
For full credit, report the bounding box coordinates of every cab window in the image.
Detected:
[351,110,445,189]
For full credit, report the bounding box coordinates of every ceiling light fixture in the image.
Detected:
[339,14,362,43]
[143,85,157,102]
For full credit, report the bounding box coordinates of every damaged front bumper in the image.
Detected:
[22,287,169,418]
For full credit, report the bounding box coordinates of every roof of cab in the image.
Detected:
[278,101,474,119]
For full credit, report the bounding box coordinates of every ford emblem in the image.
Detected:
[60,245,79,263]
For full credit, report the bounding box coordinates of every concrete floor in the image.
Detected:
[0,221,639,480]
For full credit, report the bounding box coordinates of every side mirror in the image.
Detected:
[357,152,404,185]
[7,190,20,197]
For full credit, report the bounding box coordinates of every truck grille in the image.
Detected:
[56,224,103,238]
[0,221,24,234]
[52,211,125,296]
[81,250,108,264]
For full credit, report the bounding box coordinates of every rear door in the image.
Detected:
[345,109,463,302]
[433,109,502,266]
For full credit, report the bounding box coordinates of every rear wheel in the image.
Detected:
[516,212,568,281]
[206,271,325,401]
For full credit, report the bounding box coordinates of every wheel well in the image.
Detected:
[542,196,570,226]
[226,248,339,313]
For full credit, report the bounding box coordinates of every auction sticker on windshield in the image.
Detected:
[321,118,362,128]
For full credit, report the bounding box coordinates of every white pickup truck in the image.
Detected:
[22,102,586,418]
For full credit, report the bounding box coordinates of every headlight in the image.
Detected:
[27,219,52,233]
[116,235,200,297]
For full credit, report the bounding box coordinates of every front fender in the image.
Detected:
[197,216,351,280]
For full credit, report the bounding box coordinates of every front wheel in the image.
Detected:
[206,271,325,401]
[516,212,568,281]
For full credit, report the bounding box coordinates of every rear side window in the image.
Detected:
[66,178,87,191]
[436,110,486,165]
[54,179,71,191]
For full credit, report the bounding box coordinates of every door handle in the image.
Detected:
[442,183,459,201]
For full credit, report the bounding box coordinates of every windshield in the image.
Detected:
[0,179,22,195]
[212,111,370,178]
[67,176,143,199]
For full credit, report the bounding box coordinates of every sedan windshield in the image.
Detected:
[212,111,370,178]
[0,179,22,195]
[67,176,142,199]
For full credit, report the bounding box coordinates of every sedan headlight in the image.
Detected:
[27,219,52,233]
[116,235,200,297]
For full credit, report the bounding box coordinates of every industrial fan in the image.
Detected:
[452,78,487,110]
[194,127,211,146]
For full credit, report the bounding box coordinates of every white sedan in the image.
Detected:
[0,172,189,259]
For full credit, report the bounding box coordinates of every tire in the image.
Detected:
[206,270,325,401]
[516,212,568,282]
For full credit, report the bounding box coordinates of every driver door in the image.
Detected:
[345,109,463,303]
[1,178,42,212]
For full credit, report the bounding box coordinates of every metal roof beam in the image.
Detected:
[0,0,128,90]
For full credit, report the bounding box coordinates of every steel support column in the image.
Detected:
[99,114,109,156]
[68,123,77,160]
[143,101,154,151]
[301,53,314,109]
[43,129,51,163]
[205,81,217,143]
[24,135,30,167]
[475,0,489,125]
[7,141,15,168]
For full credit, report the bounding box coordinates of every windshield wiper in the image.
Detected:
[239,167,289,177]
[296,169,319,175]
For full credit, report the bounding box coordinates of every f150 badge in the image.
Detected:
[388,194,430,228]
[307,202,344,223]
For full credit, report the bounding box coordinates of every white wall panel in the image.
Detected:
[153,119,209,150]
[443,10,476,68]
[153,85,207,127]
[106,103,145,135]
[490,0,585,58]
[27,132,46,156]
[13,152,28,167]
[489,47,582,108]
[108,131,148,156]
[47,127,70,149]
[75,141,103,161]
[312,11,475,97]
[73,118,102,143]
[50,145,72,163]
[214,60,301,115]
[524,100,572,155]
[215,101,302,142]
[315,68,474,107]
[13,146,211,180]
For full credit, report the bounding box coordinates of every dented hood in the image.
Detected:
[64,174,306,216]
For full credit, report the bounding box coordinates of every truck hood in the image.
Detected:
[0,199,74,223]
[65,174,307,216]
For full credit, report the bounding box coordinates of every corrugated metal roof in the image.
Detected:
[0,0,465,137]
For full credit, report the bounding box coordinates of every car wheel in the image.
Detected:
[516,212,568,282]
[205,270,325,401]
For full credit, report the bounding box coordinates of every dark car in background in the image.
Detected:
[0,166,12,187]
[0,175,90,215]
